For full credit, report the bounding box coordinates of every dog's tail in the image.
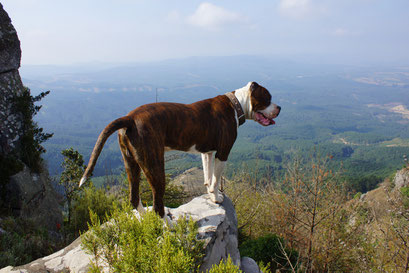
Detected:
[79,116,134,187]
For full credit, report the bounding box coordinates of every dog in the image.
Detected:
[79,82,280,217]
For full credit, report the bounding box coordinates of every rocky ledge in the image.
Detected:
[0,194,262,273]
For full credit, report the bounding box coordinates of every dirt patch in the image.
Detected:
[367,103,409,120]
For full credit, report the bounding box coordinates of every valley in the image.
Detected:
[21,56,409,193]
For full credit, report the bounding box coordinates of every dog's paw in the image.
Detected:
[137,200,146,215]
[204,178,212,188]
[163,214,173,227]
[209,191,224,204]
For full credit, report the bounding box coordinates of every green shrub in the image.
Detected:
[0,217,62,267]
[400,186,409,208]
[207,256,242,273]
[137,174,187,208]
[69,183,118,235]
[239,234,298,272]
[354,192,362,199]
[401,186,409,198]
[81,204,204,272]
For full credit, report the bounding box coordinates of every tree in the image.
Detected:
[1,88,52,200]
[59,148,86,226]
[375,185,409,272]
[270,154,347,272]
[15,87,53,172]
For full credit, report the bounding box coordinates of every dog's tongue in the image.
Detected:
[255,112,275,126]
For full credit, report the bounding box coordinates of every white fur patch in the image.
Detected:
[201,152,214,187]
[234,82,253,119]
[259,102,279,118]
[208,158,226,203]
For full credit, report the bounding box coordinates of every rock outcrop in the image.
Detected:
[172,194,240,271]
[393,168,409,190]
[1,194,261,273]
[0,3,24,156]
[0,3,62,229]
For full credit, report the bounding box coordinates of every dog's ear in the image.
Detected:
[249,82,272,111]
[250,82,259,92]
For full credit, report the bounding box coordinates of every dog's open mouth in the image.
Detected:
[255,112,275,126]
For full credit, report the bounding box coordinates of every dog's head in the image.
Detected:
[248,82,281,126]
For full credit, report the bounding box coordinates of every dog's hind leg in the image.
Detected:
[118,130,145,214]
[142,163,166,217]
[201,152,214,188]
[138,148,166,218]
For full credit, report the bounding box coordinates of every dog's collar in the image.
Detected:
[225,92,246,126]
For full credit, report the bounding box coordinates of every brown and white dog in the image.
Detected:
[79,82,280,217]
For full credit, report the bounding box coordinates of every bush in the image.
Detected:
[0,217,62,267]
[137,174,187,208]
[69,183,118,235]
[400,186,409,208]
[239,234,298,272]
[207,256,242,273]
[81,204,204,272]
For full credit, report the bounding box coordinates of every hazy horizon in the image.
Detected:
[2,0,409,67]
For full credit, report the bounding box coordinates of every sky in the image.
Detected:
[2,0,409,66]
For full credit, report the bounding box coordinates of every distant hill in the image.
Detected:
[20,56,409,190]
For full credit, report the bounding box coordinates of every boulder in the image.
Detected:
[0,194,241,273]
[4,166,63,231]
[394,168,409,190]
[172,194,240,271]
[240,256,262,273]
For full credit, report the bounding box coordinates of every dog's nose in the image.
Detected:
[277,105,281,114]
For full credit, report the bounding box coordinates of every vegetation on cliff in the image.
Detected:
[0,87,52,212]
[225,156,409,272]
[15,87,53,173]
[82,206,205,272]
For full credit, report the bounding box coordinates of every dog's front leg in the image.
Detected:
[201,152,214,188]
[208,158,225,203]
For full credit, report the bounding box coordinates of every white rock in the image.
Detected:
[0,194,240,273]
[241,256,262,273]
[394,169,409,189]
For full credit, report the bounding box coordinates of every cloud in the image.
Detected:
[187,2,242,30]
[166,10,182,24]
[332,28,349,37]
[278,0,326,19]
